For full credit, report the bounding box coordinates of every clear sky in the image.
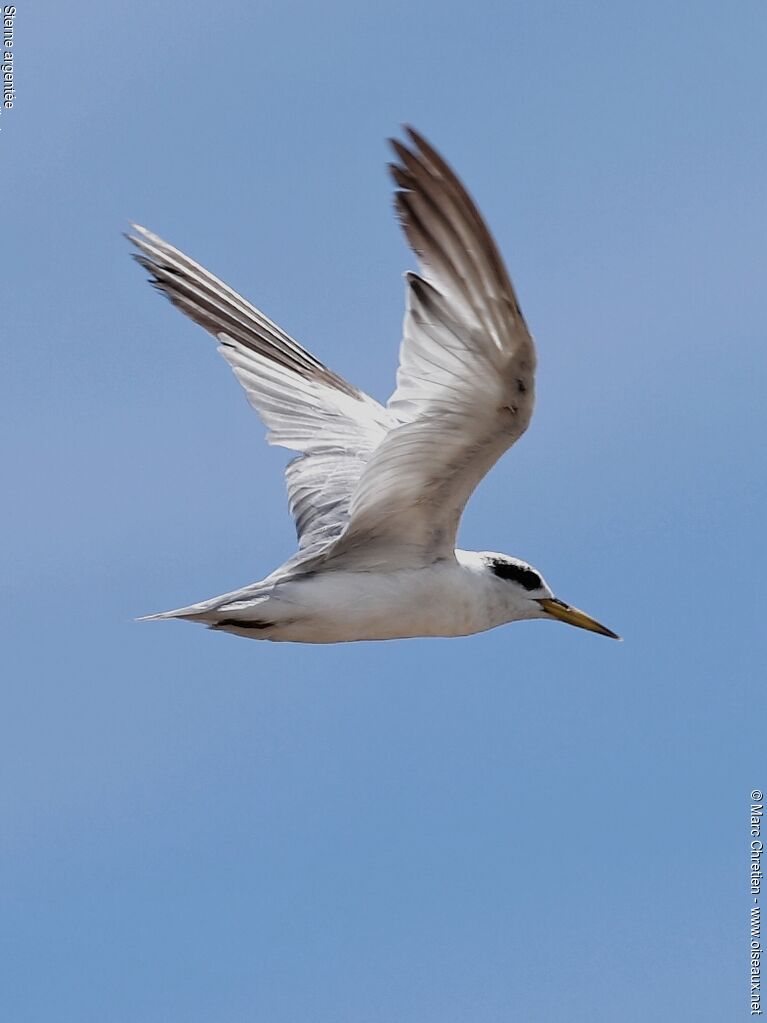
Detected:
[3,2,766,1020]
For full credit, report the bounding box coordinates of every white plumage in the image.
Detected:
[128,127,618,643]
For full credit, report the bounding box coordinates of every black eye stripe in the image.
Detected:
[488,559,542,591]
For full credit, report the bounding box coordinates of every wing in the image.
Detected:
[326,128,537,569]
[127,226,392,553]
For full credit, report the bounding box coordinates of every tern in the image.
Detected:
[128,128,619,643]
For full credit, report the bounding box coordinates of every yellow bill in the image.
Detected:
[537,597,621,640]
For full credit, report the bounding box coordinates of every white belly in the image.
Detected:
[216,562,506,643]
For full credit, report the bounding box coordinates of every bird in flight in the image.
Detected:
[128,127,619,643]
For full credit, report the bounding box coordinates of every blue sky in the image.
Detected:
[3,2,766,1020]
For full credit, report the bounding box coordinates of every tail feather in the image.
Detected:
[136,606,211,623]
[137,591,272,624]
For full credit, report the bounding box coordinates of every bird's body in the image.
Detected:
[129,128,618,643]
[146,551,547,644]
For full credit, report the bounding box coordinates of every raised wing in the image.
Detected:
[326,128,537,568]
[127,226,391,554]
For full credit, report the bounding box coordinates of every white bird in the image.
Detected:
[128,127,619,643]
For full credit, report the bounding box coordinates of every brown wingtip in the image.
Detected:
[403,124,424,146]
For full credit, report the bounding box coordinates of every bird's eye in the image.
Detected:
[489,560,542,590]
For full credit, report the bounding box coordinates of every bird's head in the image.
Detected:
[482,553,620,640]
